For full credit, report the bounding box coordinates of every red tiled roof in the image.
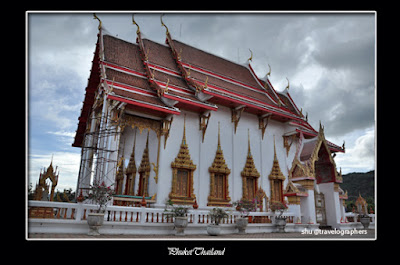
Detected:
[73,27,343,153]
[103,35,144,73]
[173,40,262,90]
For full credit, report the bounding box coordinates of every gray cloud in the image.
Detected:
[28,12,376,186]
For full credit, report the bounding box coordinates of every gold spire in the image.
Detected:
[268,135,286,181]
[171,114,196,170]
[182,114,186,145]
[209,122,230,174]
[217,121,221,152]
[138,131,150,173]
[248,128,251,154]
[132,14,140,34]
[241,129,260,178]
[93,13,102,30]
[126,129,137,174]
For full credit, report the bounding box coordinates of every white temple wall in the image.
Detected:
[114,106,303,209]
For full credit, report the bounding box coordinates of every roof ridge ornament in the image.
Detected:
[132,14,140,34]
[160,14,170,35]
[248,49,253,62]
[285,77,290,90]
[266,64,271,77]
[93,13,102,30]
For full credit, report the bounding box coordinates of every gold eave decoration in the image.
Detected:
[199,112,211,143]
[231,106,245,134]
[283,134,297,156]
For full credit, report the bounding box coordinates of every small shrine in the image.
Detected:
[355,193,368,215]
[33,159,59,201]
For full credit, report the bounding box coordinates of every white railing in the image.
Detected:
[28,201,295,225]
[345,212,375,223]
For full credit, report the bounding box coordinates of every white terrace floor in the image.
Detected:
[28,229,376,240]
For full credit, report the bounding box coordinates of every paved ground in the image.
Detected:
[28,229,375,240]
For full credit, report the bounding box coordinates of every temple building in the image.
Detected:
[73,15,347,229]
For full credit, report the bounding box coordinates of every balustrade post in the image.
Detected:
[75,202,83,220]
[140,207,146,224]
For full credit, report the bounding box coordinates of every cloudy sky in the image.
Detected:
[27,12,376,191]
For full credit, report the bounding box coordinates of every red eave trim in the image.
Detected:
[181,62,266,93]
[203,89,303,121]
[284,193,309,197]
[247,63,280,104]
[107,94,180,115]
[163,94,218,111]
[192,78,301,119]
[105,79,157,97]
[284,91,303,117]
[101,61,147,78]
[147,63,182,77]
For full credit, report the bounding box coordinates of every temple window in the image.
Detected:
[241,129,260,201]
[268,136,286,203]
[169,115,197,205]
[176,169,190,197]
[208,122,231,206]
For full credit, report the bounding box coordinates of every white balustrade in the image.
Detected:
[29,200,296,224]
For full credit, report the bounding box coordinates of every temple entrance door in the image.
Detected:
[314,192,327,226]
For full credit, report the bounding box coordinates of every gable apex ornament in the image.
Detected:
[93,13,102,30]
[132,14,140,34]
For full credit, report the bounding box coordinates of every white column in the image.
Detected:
[301,190,316,224]
[319,182,341,228]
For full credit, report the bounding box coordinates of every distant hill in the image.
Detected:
[340,170,375,201]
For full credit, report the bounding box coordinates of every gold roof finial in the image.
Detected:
[285,77,290,90]
[160,14,169,35]
[248,49,253,62]
[132,14,140,34]
[267,64,271,77]
[93,13,102,30]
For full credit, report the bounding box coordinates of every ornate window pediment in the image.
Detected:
[241,129,260,201]
[169,116,196,205]
[208,122,231,206]
[269,136,286,203]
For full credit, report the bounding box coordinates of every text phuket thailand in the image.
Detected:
[168,247,226,256]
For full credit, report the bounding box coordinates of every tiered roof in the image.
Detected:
[72,16,345,154]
